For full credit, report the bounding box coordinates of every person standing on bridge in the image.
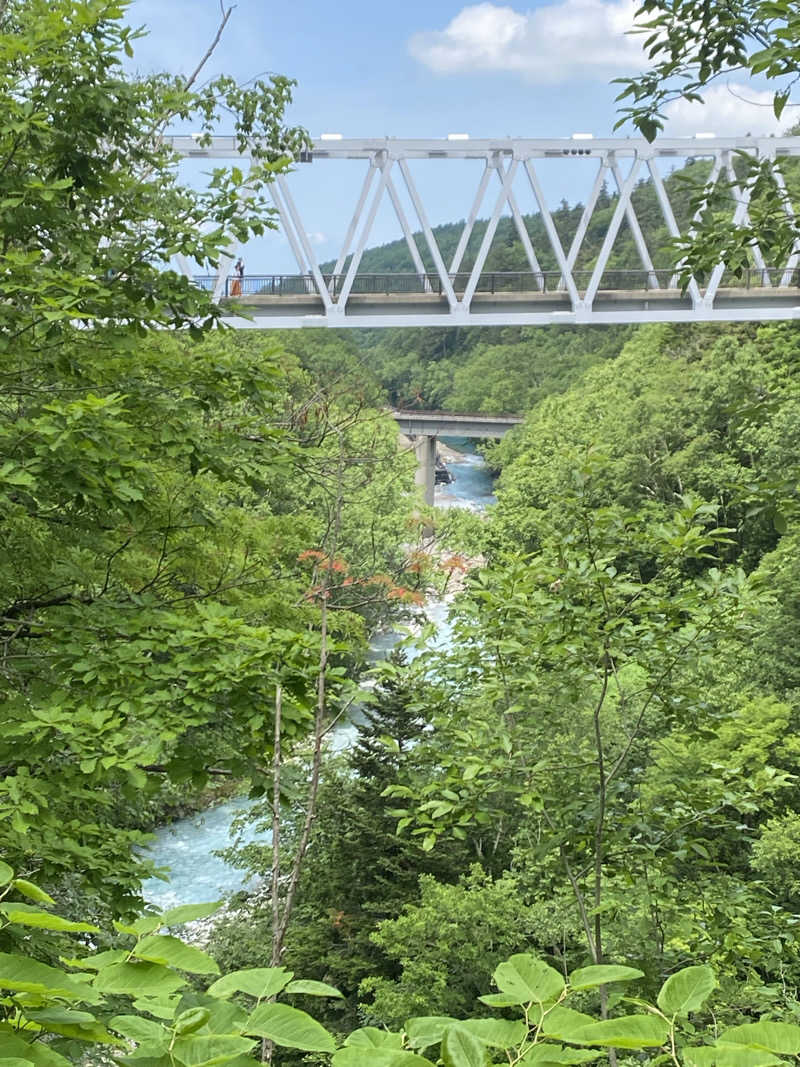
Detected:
[230,257,244,297]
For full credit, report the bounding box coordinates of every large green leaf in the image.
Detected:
[127,915,165,937]
[0,862,14,885]
[567,1015,670,1049]
[244,1002,336,1052]
[206,966,292,1000]
[687,1047,784,1067]
[133,935,220,975]
[441,1024,486,1067]
[23,1006,120,1045]
[0,1036,69,1067]
[115,1048,173,1066]
[9,881,55,905]
[405,1017,460,1050]
[201,1000,248,1034]
[569,966,644,990]
[170,1034,256,1067]
[540,1007,596,1041]
[159,902,223,927]
[345,1028,405,1048]
[718,1023,800,1055]
[657,966,716,1017]
[478,992,527,1007]
[0,953,97,1001]
[0,904,99,933]
[21,1007,97,1027]
[110,1014,167,1044]
[93,961,187,997]
[683,1049,717,1067]
[522,1044,603,1064]
[332,1051,434,1066]
[493,955,565,1005]
[284,979,344,998]
[131,994,182,1020]
[67,949,128,971]
[460,1018,527,1048]
[0,1059,35,1067]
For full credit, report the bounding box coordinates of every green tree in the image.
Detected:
[385,483,752,991]
[359,867,547,1028]
[211,655,476,1039]
[0,0,419,920]
[616,0,800,281]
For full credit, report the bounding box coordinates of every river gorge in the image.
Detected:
[142,440,495,911]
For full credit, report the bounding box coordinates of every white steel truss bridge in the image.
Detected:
[170,135,800,329]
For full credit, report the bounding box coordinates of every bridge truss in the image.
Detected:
[169,135,800,328]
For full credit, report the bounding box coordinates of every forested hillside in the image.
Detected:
[7,1,800,1064]
[321,161,711,278]
[209,318,800,1058]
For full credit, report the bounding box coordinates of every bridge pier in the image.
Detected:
[413,434,437,508]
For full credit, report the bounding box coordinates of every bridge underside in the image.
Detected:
[221,287,800,328]
[395,410,520,506]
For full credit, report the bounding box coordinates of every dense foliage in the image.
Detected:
[213,321,800,1060]
[8,863,800,1067]
[0,0,417,926]
[7,2,800,1065]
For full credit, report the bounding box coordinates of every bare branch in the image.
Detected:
[183,5,235,93]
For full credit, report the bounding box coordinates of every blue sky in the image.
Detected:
[130,0,797,274]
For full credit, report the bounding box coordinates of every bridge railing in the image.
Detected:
[193,268,800,299]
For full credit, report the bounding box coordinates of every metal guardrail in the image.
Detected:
[194,269,800,299]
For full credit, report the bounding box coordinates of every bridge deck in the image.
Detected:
[206,272,800,329]
[393,409,523,438]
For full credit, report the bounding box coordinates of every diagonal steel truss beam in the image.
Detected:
[450,162,493,273]
[332,163,377,279]
[609,159,658,288]
[463,158,519,308]
[503,169,545,290]
[647,158,702,308]
[269,180,309,276]
[173,253,195,280]
[670,155,722,290]
[276,175,332,310]
[584,157,642,307]
[773,161,800,287]
[704,154,759,307]
[524,159,581,308]
[335,154,393,309]
[724,152,770,284]
[559,159,609,291]
[385,171,430,283]
[398,158,459,310]
[450,157,545,300]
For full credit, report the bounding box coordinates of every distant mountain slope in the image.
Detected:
[320,160,717,279]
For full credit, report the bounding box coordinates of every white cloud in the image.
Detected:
[308,232,328,246]
[662,84,799,138]
[408,1,643,84]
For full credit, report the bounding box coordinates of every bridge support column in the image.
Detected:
[413,434,437,508]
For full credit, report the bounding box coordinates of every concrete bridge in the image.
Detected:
[392,409,522,506]
[171,134,800,329]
